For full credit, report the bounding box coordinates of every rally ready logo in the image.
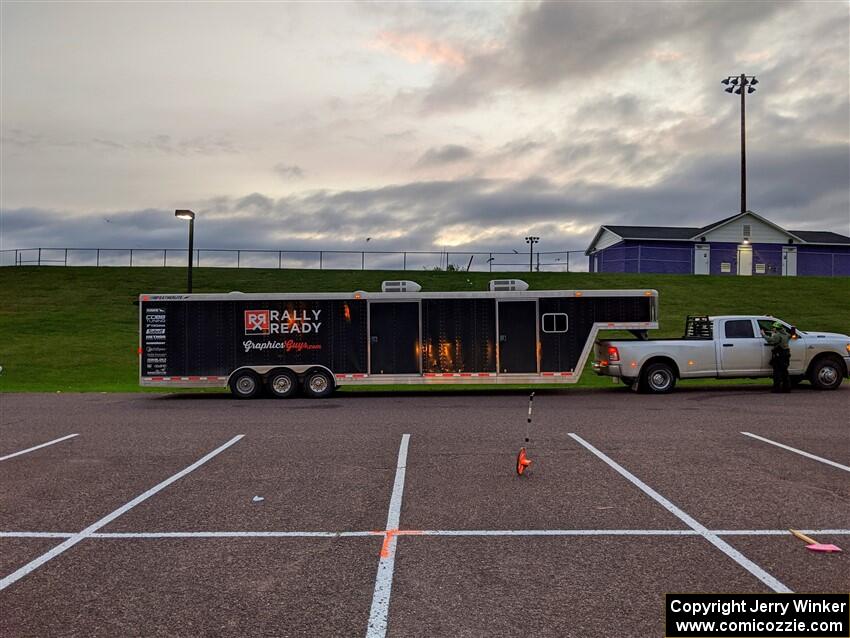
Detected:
[245,310,270,335]
[244,309,322,335]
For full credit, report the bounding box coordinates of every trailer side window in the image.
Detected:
[542,313,568,333]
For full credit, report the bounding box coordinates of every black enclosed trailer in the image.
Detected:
[139,280,658,398]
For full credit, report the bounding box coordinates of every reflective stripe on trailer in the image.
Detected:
[541,372,574,377]
[424,372,492,377]
[143,376,228,382]
[335,373,368,379]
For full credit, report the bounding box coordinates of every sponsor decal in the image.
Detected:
[243,339,322,353]
[244,310,270,335]
[244,308,322,335]
[145,328,166,335]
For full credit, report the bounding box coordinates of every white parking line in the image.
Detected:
[0,531,76,538]
[0,435,244,592]
[420,529,699,536]
[713,529,850,536]
[89,531,376,538]
[569,433,792,593]
[741,432,850,472]
[365,433,410,638]
[2,528,849,540]
[0,434,79,462]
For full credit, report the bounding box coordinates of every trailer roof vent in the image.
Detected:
[489,279,529,292]
[381,280,422,293]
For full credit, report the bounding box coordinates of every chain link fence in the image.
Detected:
[1,247,588,272]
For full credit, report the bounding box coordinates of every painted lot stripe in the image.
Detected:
[569,433,792,593]
[89,531,376,538]
[365,433,410,638]
[2,529,850,540]
[741,432,850,473]
[3,528,850,539]
[0,435,244,592]
[0,532,76,539]
[0,434,79,462]
[713,529,850,536]
[420,529,699,536]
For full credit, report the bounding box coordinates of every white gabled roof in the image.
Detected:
[689,211,804,242]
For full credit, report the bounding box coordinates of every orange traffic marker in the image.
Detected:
[516,447,532,475]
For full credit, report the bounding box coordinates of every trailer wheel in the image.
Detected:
[267,369,298,399]
[809,356,844,391]
[230,370,261,399]
[303,370,334,399]
[641,362,676,394]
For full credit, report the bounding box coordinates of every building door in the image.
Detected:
[498,301,537,373]
[369,302,420,374]
[737,245,753,276]
[694,245,710,275]
[782,246,797,276]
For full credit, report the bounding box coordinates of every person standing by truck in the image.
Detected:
[762,321,791,393]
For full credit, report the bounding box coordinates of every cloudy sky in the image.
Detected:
[2,1,848,264]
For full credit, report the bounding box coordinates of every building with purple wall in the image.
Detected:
[586,211,850,277]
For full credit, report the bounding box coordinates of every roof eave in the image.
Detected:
[689,211,805,243]
[585,225,623,255]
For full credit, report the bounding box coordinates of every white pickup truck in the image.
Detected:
[593,315,850,393]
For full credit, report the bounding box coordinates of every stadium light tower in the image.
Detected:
[525,236,540,273]
[721,73,759,214]
[175,209,195,293]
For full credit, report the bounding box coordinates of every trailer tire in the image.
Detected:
[230,370,262,399]
[809,356,844,391]
[303,370,334,399]
[267,369,298,399]
[641,362,676,394]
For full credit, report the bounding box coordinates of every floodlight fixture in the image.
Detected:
[175,209,196,292]
[721,74,760,214]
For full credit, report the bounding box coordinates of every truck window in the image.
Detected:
[724,320,755,339]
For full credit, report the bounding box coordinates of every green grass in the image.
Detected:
[1,266,848,393]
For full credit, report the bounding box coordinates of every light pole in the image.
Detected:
[721,73,759,214]
[525,236,539,273]
[175,209,195,292]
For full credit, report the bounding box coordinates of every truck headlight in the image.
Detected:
[846,343,850,354]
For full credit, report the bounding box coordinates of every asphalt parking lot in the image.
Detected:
[1,387,848,637]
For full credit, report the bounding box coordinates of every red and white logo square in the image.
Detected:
[244,310,270,335]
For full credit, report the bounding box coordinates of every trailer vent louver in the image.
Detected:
[381,280,422,293]
[489,279,529,292]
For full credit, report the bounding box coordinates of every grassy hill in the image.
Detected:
[1,266,848,392]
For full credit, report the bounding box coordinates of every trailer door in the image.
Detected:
[370,302,420,374]
[498,301,537,373]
